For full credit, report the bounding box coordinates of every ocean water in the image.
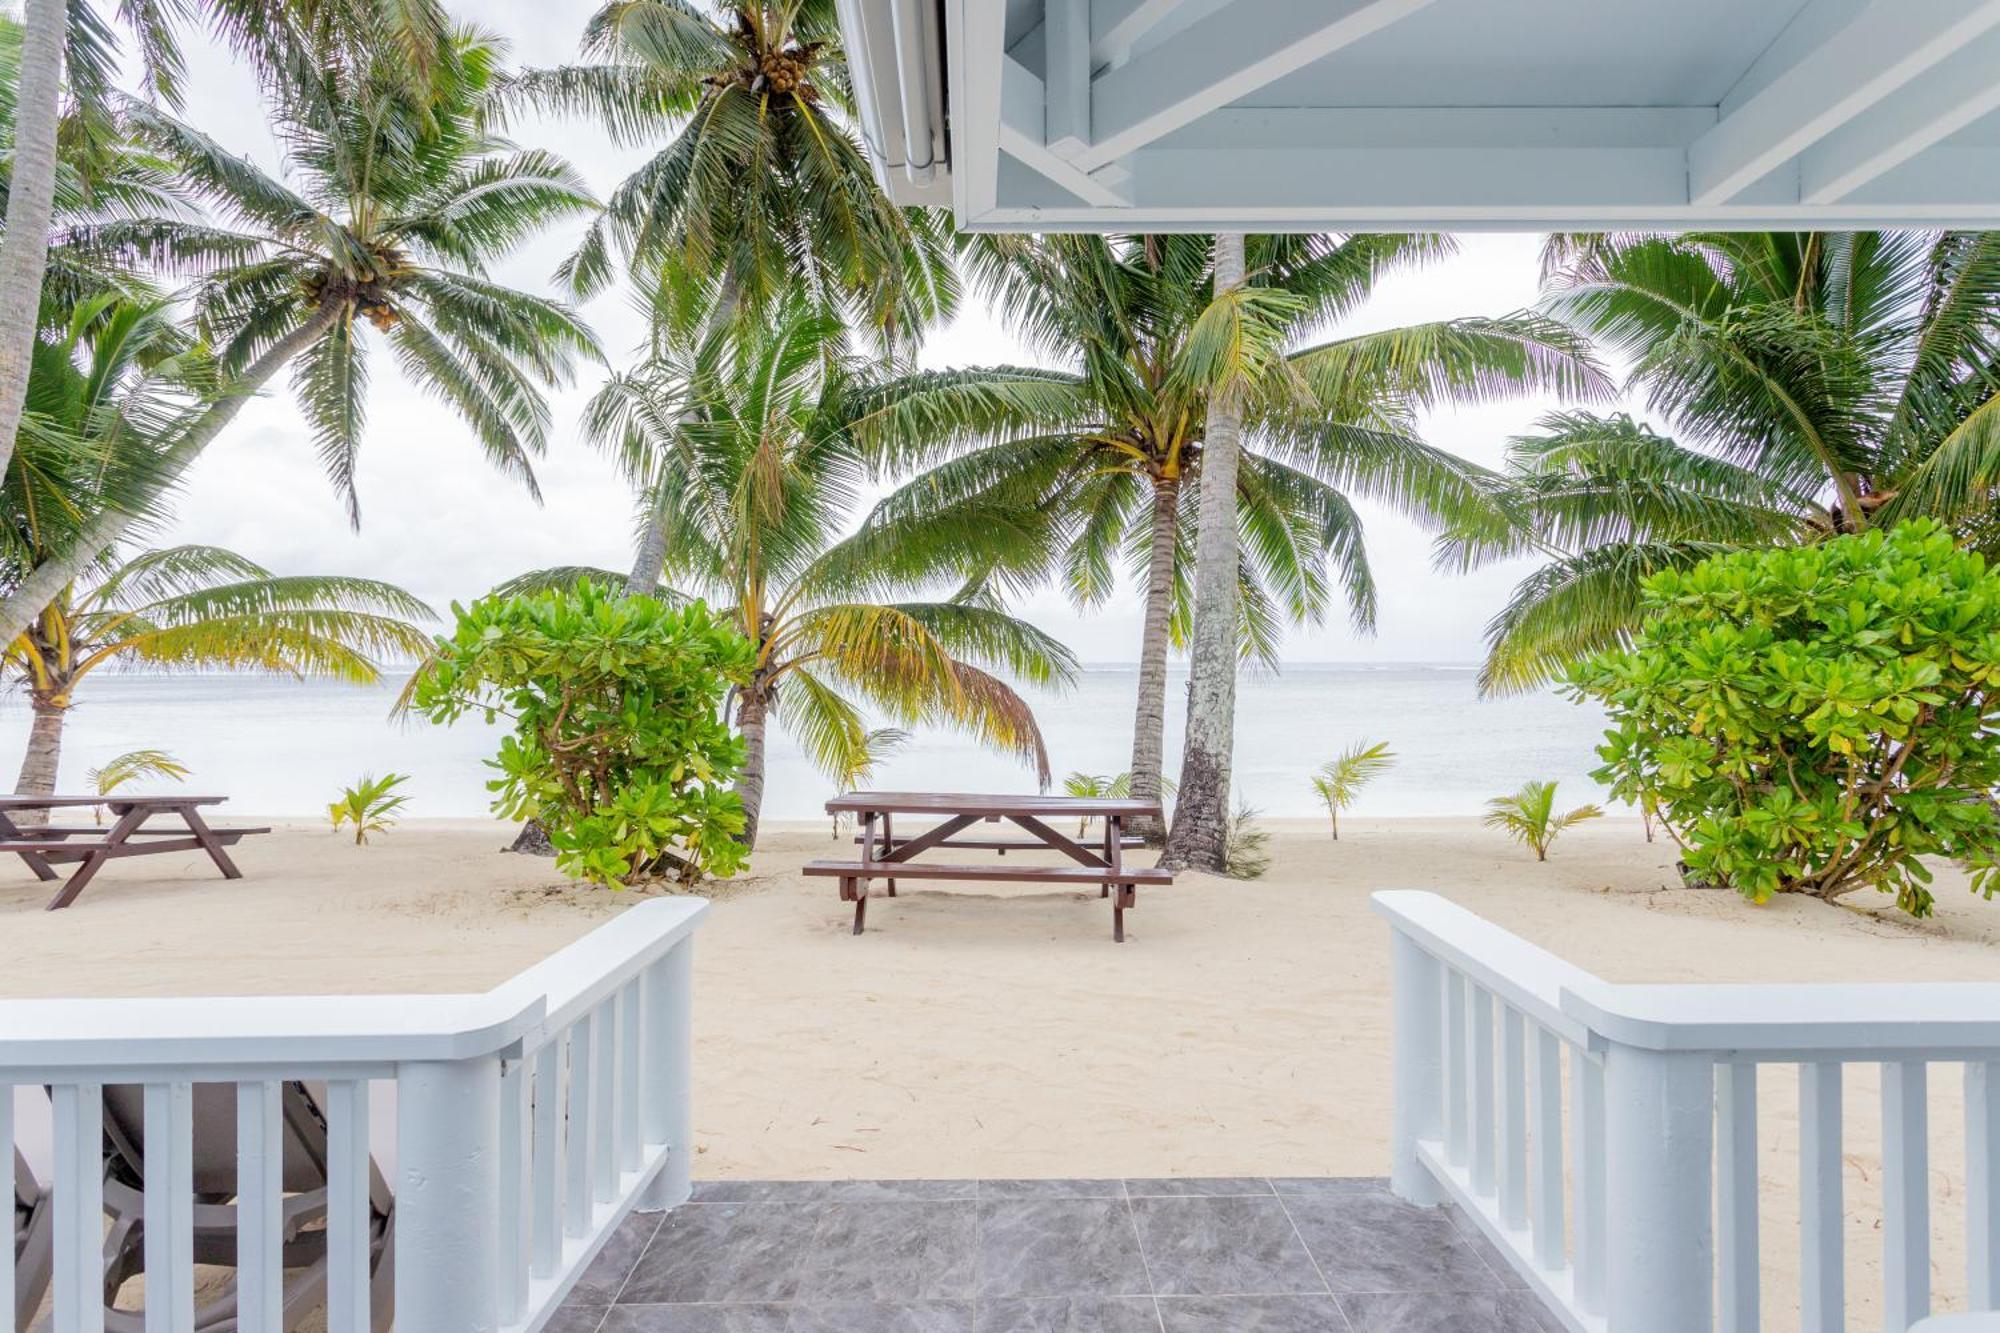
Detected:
[0,665,1619,821]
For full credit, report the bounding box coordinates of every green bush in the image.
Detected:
[1569,521,2000,916]
[408,582,755,887]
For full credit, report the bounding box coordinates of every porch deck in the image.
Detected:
[551,1177,1552,1332]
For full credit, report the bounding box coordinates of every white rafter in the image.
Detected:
[1044,0,1090,159]
[999,56,1131,208]
[1073,0,1436,173]
[1798,25,2000,203]
[1686,0,2000,205]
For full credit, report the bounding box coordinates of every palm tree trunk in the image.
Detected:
[13,696,67,826]
[626,276,741,594]
[1126,474,1179,844]
[1164,234,1248,873]
[0,0,69,484]
[733,687,769,850]
[0,302,340,649]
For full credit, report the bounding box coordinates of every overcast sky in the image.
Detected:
[118,3,1648,666]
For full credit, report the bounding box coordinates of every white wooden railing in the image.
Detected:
[1378,889,2000,1333]
[3,896,705,1333]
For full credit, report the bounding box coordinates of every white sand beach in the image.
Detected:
[4,816,1997,1322]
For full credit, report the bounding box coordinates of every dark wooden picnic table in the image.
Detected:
[0,795,269,911]
[804,792,1172,941]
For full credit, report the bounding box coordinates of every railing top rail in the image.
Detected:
[1562,979,2000,1056]
[1372,890,1608,1044]
[0,896,707,1071]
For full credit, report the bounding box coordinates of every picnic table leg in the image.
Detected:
[43,805,147,911]
[851,878,868,935]
[1107,816,1127,937]
[0,810,59,882]
[176,803,244,879]
[881,812,895,897]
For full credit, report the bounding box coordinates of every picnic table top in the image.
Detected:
[0,794,226,810]
[825,791,1163,818]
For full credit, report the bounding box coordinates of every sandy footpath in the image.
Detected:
[3,814,1998,1322]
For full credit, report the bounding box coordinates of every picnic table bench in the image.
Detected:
[0,795,269,911]
[805,792,1172,941]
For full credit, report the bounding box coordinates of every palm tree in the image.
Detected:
[1483,779,1602,862]
[1310,740,1395,841]
[0,0,451,497]
[7,544,432,801]
[505,0,957,591]
[0,22,600,650]
[518,302,1076,848]
[1445,231,2000,692]
[850,231,1605,851]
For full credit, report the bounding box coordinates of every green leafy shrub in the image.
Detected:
[329,773,411,845]
[1569,521,2000,916]
[407,582,754,887]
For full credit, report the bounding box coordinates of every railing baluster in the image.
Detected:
[1971,1060,2000,1310]
[641,937,696,1209]
[1499,1006,1527,1230]
[1800,1061,1844,1333]
[1470,985,1496,1197]
[235,1081,284,1333]
[530,1043,562,1278]
[1444,971,1468,1169]
[1571,1048,1606,1316]
[564,1016,595,1238]
[497,1059,531,1324]
[52,1083,104,1333]
[324,1080,372,1333]
[1529,1028,1564,1272]
[593,1001,617,1205]
[1716,1062,1759,1333]
[1883,1060,1931,1329]
[618,981,642,1175]
[2,1084,16,1333]
[142,1082,194,1333]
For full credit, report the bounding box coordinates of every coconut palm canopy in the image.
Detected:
[1443,230,2000,693]
[507,301,1076,846]
[82,21,602,520]
[507,0,954,342]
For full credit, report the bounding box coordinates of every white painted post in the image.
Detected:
[1602,1042,1714,1333]
[324,1080,372,1333]
[1389,929,1445,1206]
[565,1016,596,1238]
[618,980,643,1174]
[1716,1062,1760,1333]
[396,1056,503,1333]
[234,1081,284,1333]
[592,1001,618,1205]
[142,1082,194,1333]
[530,1043,562,1279]
[1801,1061,1845,1333]
[1444,970,1468,1170]
[1571,1048,1606,1316]
[1499,1005,1527,1230]
[497,1060,531,1324]
[1529,1029,1564,1273]
[1970,1061,2000,1310]
[51,1083,104,1333]
[1471,985,1496,1198]
[1884,1060,1932,1330]
[641,937,695,1211]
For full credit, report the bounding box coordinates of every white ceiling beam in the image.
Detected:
[1798,25,2000,202]
[999,56,1131,208]
[1687,0,2000,205]
[1044,0,1090,159]
[1074,0,1436,172]
[1091,0,1199,67]
[945,0,1004,218]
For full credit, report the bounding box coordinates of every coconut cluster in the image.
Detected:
[297,246,412,332]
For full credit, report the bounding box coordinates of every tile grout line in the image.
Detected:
[1268,1178,1358,1333]
[603,1208,670,1310]
[1117,1180,1170,1333]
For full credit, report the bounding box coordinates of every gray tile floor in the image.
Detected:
[552,1178,1560,1333]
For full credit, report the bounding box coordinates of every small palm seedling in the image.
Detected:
[1484,780,1602,862]
[832,729,911,839]
[85,749,189,824]
[1309,741,1395,841]
[1063,772,1114,833]
[329,773,412,846]
[1223,800,1273,880]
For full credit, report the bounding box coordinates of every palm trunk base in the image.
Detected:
[1162,747,1229,873]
